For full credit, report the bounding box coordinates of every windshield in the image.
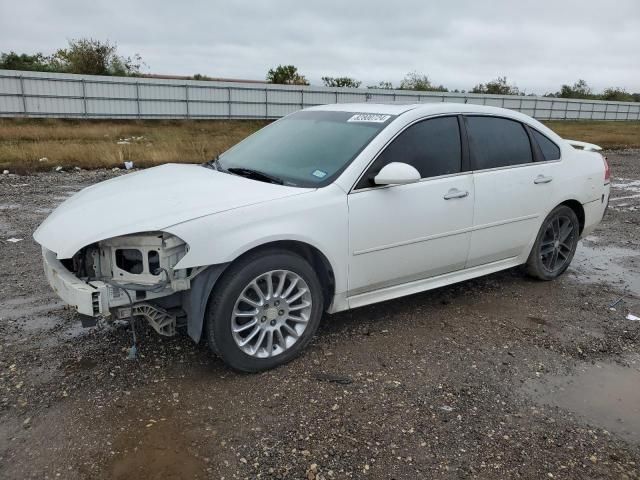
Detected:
[217,110,394,187]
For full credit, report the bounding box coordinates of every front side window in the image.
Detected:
[356,116,462,189]
[466,116,533,170]
[531,129,561,161]
[218,110,393,187]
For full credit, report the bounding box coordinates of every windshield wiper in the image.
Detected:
[227,167,284,185]
[203,155,222,171]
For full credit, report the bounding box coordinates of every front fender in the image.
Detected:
[166,184,349,295]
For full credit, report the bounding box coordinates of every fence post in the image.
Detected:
[563,100,568,120]
[227,87,232,118]
[533,98,537,119]
[301,90,304,110]
[81,79,88,117]
[265,88,268,119]
[335,90,338,104]
[185,84,190,119]
[135,82,141,119]
[18,75,28,116]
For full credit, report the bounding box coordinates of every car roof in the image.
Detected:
[306,102,532,120]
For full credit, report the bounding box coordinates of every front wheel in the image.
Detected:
[205,249,324,372]
[525,205,580,281]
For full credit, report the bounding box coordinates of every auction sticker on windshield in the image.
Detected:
[347,113,391,123]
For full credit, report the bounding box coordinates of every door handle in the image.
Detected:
[443,188,469,200]
[534,175,553,184]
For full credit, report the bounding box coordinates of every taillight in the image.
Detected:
[603,155,610,182]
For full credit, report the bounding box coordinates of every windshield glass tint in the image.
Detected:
[218,110,393,187]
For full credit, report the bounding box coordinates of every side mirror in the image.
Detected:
[374,162,421,186]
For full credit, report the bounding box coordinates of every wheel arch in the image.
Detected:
[558,199,585,234]
[230,240,336,309]
[184,239,337,344]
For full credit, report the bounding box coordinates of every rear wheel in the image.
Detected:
[205,249,324,372]
[525,205,580,280]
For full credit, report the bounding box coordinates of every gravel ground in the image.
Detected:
[1,152,639,480]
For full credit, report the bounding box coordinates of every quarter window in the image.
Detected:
[531,129,561,161]
[357,116,462,188]
[466,116,533,170]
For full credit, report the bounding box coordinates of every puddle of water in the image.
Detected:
[610,178,640,212]
[0,218,18,236]
[0,300,64,321]
[524,359,640,444]
[568,243,640,297]
[17,315,60,332]
[0,203,21,210]
[110,415,206,479]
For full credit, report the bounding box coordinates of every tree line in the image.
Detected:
[266,65,639,102]
[1,39,637,102]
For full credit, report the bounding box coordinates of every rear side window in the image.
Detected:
[357,116,461,188]
[531,129,561,161]
[466,116,533,170]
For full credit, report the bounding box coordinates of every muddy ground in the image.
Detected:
[1,152,639,480]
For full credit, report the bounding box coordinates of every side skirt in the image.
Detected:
[345,257,521,310]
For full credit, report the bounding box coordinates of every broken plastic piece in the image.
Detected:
[127,344,138,360]
[626,313,640,321]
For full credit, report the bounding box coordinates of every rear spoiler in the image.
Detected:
[566,139,602,152]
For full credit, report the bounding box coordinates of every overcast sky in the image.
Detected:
[1,0,639,94]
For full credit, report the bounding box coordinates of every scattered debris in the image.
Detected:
[2,169,9,175]
[440,406,454,412]
[314,373,353,385]
[55,166,63,172]
[608,296,624,308]
[38,157,48,163]
[7,238,23,243]
[626,313,640,321]
[116,140,130,145]
[124,161,134,170]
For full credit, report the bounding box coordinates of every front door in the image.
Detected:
[347,115,475,296]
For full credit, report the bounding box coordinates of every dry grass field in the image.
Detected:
[0,118,638,174]
[0,119,268,174]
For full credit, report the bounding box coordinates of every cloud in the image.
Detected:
[1,0,638,93]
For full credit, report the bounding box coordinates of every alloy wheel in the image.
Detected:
[539,215,576,274]
[231,270,313,358]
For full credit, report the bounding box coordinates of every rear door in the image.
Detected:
[465,115,561,267]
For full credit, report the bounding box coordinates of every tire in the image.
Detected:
[525,205,580,281]
[205,249,324,372]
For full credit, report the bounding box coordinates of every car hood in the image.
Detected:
[34,163,312,258]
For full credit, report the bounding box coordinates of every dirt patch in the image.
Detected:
[0,151,639,479]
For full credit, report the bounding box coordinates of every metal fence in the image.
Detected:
[1,69,639,121]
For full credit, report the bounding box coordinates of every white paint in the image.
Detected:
[34,103,610,317]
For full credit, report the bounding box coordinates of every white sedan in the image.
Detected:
[34,103,611,371]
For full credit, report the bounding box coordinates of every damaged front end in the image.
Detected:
[44,232,204,337]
